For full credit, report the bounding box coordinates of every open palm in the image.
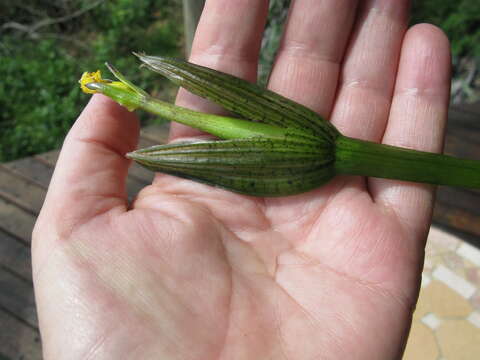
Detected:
[33,1,452,359]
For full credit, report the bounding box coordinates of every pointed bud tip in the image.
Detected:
[132,51,144,58]
[133,52,169,67]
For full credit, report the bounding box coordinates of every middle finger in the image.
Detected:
[330,0,411,141]
[268,0,359,117]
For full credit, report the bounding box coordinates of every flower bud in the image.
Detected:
[127,138,335,196]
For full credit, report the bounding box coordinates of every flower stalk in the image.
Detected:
[335,136,480,188]
[79,55,480,196]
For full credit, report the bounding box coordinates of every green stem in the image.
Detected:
[89,82,306,141]
[335,136,480,188]
[141,97,293,140]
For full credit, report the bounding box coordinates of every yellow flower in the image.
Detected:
[79,70,106,94]
[79,70,130,94]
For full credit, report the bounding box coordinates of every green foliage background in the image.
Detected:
[411,1,480,104]
[411,0,480,59]
[1,0,479,162]
[0,0,182,162]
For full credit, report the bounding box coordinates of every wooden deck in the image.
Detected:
[0,107,479,358]
[0,124,168,359]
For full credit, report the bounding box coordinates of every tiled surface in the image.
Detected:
[404,226,480,359]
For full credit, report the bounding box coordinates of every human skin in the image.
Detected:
[32,0,451,359]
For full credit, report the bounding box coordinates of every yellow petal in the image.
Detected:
[79,70,108,94]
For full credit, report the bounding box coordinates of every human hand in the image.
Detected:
[33,1,451,359]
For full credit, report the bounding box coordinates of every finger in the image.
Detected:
[369,24,451,238]
[268,0,359,116]
[330,0,410,141]
[40,95,139,228]
[171,0,269,140]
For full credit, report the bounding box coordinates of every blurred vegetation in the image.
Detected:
[411,0,480,58]
[411,0,480,104]
[1,0,479,162]
[0,0,182,162]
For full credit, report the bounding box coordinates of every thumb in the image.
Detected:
[36,94,139,242]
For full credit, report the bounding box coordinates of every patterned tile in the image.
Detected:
[423,254,444,272]
[427,227,460,252]
[421,273,432,288]
[436,320,480,360]
[432,265,476,299]
[470,291,480,311]
[457,242,480,267]
[467,311,480,329]
[443,252,467,275]
[465,268,480,288]
[421,313,442,330]
[419,280,473,318]
[405,226,480,359]
[403,322,439,360]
